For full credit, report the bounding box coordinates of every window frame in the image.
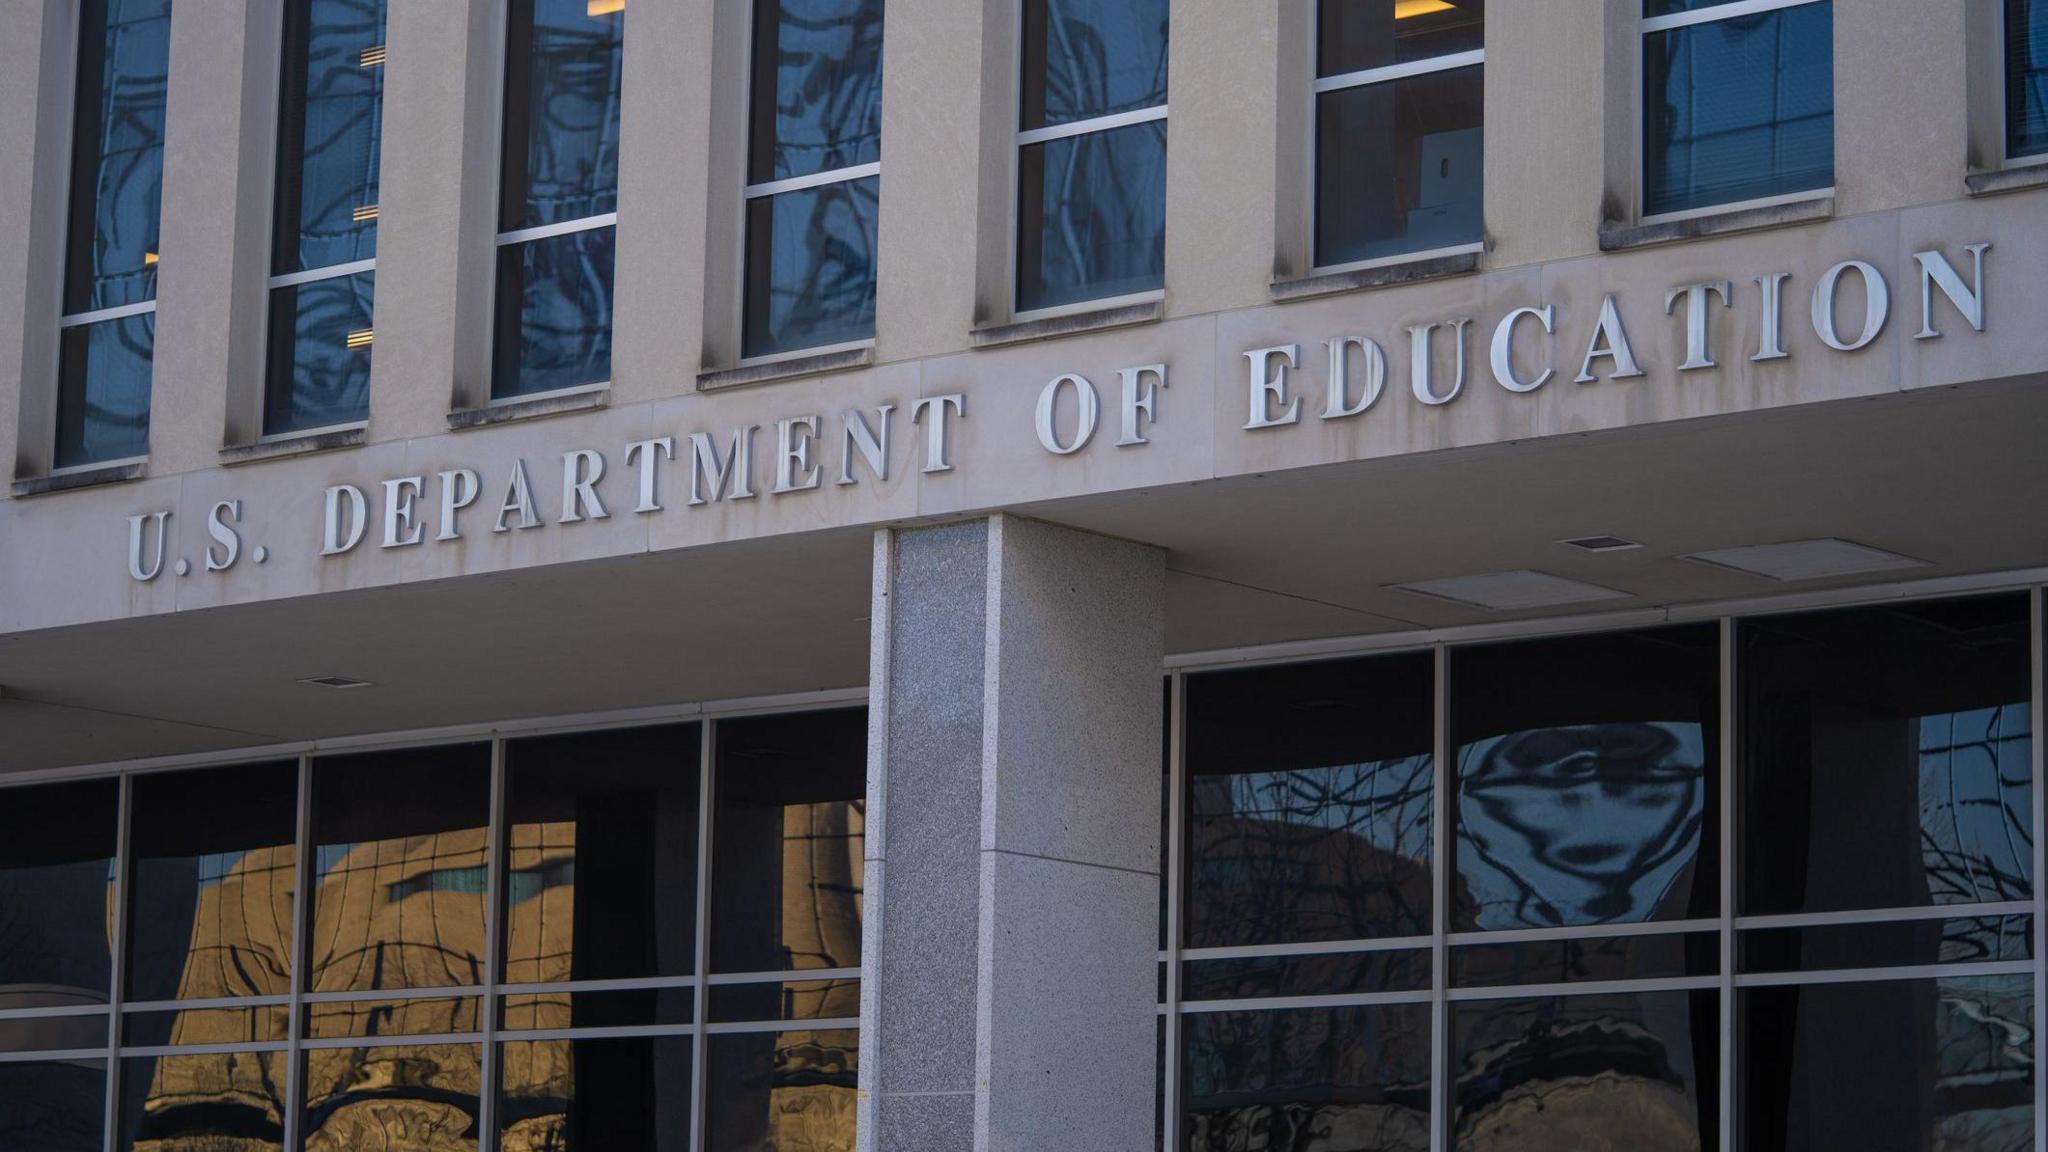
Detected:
[2003,0,2048,168]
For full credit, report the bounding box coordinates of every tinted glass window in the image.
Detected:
[500,1036,692,1152]
[125,762,298,1004]
[492,224,616,399]
[119,1052,286,1152]
[711,709,867,974]
[64,0,171,316]
[742,176,879,358]
[307,744,492,994]
[503,723,701,983]
[500,0,624,231]
[1739,595,2034,916]
[1020,0,1169,128]
[1452,626,1720,931]
[56,312,154,468]
[301,1044,481,1149]
[273,0,385,274]
[1184,653,1435,948]
[1017,120,1167,313]
[1183,1004,1430,1152]
[264,271,374,435]
[703,1029,858,1152]
[1319,0,1485,76]
[0,779,118,997]
[1315,63,1483,266]
[1643,2,1833,216]
[2011,0,2048,159]
[747,0,883,183]
[0,1061,107,1152]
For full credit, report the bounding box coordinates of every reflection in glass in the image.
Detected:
[711,708,867,975]
[1452,626,1719,931]
[0,778,118,1001]
[1185,653,1435,947]
[1020,0,1170,128]
[499,1037,691,1152]
[501,987,693,1031]
[1181,950,1430,1002]
[500,0,624,230]
[503,724,701,985]
[301,1043,481,1152]
[126,761,298,1004]
[2011,0,2048,159]
[64,0,171,315]
[0,1060,107,1152]
[493,223,616,399]
[305,996,481,1040]
[265,272,374,434]
[0,1014,107,1053]
[124,1005,287,1048]
[704,1029,858,1152]
[1452,990,1717,1151]
[272,0,386,275]
[708,978,860,1024]
[307,744,491,995]
[1183,1005,1430,1152]
[1642,3,1834,216]
[56,312,154,468]
[1742,976,2034,1151]
[1318,0,1485,76]
[1451,932,1717,988]
[118,1052,286,1152]
[1316,65,1483,266]
[1740,914,2035,975]
[1017,120,1167,313]
[748,0,883,183]
[1739,595,2035,917]
[743,177,878,358]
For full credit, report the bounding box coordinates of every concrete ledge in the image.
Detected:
[448,385,609,430]
[1270,250,1481,303]
[971,299,1162,350]
[1965,164,2048,197]
[697,344,874,393]
[1599,195,1833,252]
[219,424,366,467]
[12,459,147,497]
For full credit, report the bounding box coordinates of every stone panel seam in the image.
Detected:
[980,846,1160,880]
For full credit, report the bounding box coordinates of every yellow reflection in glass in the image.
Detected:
[502,820,577,985]
[305,997,480,1041]
[302,1044,480,1152]
[124,1052,287,1152]
[310,828,489,994]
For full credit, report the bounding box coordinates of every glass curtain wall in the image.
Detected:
[2011,0,2048,161]
[1015,0,1169,314]
[741,0,883,359]
[494,0,625,400]
[0,705,865,1152]
[1313,0,1484,270]
[264,0,388,437]
[1640,0,1833,218]
[56,0,172,469]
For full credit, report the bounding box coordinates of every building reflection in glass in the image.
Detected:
[705,1029,859,1152]
[1183,1004,1430,1152]
[301,1043,481,1152]
[0,1059,108,1152]
[499,1036,691,1152]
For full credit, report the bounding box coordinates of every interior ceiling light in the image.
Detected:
[1389,570,1631,612]
[1395,0,1456,17]
[1559,535,1643,553]
[299,675,374,689]
[1682,538,1929,582]
[588,0,624,15]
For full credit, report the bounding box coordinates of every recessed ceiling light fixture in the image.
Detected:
[299,675,375,689]
[1682,538,1929,583]
[1389,570,1631,612]
[1559,535,1643,553]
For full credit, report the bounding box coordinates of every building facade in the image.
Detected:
[0,1,2045,1150]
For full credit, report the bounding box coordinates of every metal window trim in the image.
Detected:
[297,1031,486,1051]
[1162,670,1185,1150]
[1733,901,2037,931]
[2033,584,2046,1152]
[267,257,376,290]
[0,1004,113,1021]
[732,336,876,372]
[496,975,701,996]
[1445,918,1722,946]
[1428,642,1449,1152]
[1732,959,2040,988]
[1638,186,1838,228]
[701,1016,862,1036]
[1445,974,1723,1002]
[1180,935,1435,962]
[1177,989,1434,1015]
[1312,48,1485,94]
[1015,103,1168,148]
[475,736,506,1152]
[1009,288,1165,326]
[121,993,293,1014]
[1717,617,1736,1152]
[57,299,157,328]
[116,1041,289,1059]
[300,985,485,1005]
[45,453,149,479]
[703,967,861,986]
[741,161,881,201]
[493,211,618,248]
[101,773,131,1144]
[1307,241,1485,282]
[1639,0,1827,35]
[690,720,716,1152]
[0,1048,111,1065]
[283,754,311,1152]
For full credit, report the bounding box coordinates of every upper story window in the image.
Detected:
[742,0,883,360]
[266,0,388,438]
[493,0,624,401]
[56,0,172,470]
[1641,0,1833,219]
[2009,0,2048,161]
[1015,0,1168,316]
[1313,0,1484,271]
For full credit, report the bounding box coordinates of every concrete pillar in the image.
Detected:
[858,515,1164,1151]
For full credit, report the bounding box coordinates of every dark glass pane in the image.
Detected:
[492,225,615,399]
[264,273,374,435]
[301,1043,481,1150]
[708,977,860,1024]
[126,761,298,1004]
[703,1029,858,1151]
[0,1060,107,1152]
[1182,948,1431,1001]
[501,986,693,1030]
[499,1036,691,1152]
[1739,595,2035,916]
[1451,931,1718,988]
[1451,625,1720,931]
[1017,120,1166,312]
[117,1052,286,1152]
[1315,64,1483,267]
[742,177,879,358]
[1740,914,2034,974]
[307,743,492,994]
[2011,0,2048,159]
[1643,3,1834,216]
[56,312,153,468]
[1319,0,1486,77]
[63,0,170,314]
[273,0,386,274]
[0,778,118,1000]
[1645,0,1766,14]
[1741,975,2034,1151]
[1020,0,1169,128]
[1452,990,1717,1151]
[0,1013,107,1053]
[1185,653,1435,948]
[124,1004,288,1047]
[501,0,624,231]
[503,724,701,984]
[306,996,481,1039]
[747,0,883,183]
[710,708,867,974]
[1183,1005,1430,1152]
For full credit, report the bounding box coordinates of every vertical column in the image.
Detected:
[860,516,1165,1151]
[0,0,70,480]
[1483,0,1614,267]
[1163,0,1282,315]
[1832,0,1966,214]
